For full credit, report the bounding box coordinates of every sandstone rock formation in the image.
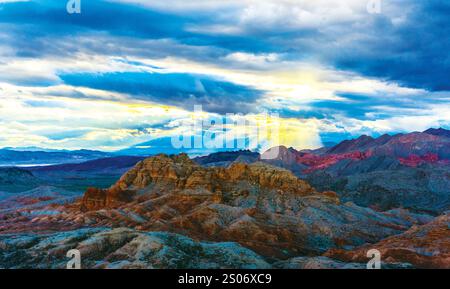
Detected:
[74,154,431,259]
[81,153,317,212]
[115,153,314,194]
[81,187,136,211]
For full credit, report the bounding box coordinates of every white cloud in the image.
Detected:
[120,0,380,36]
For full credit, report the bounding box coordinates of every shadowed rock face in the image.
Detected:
[193,150,260,167]
[424,128,450,139]
[81,187,136,212]
[0,168,40,193]
[272,256,413,269]
[325,213,450,269]
[72,154,433,260]
[306,165,450,214]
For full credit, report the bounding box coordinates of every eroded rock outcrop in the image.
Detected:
[82,153,317,212]
[81,187,135,211]
[73,154,432,259]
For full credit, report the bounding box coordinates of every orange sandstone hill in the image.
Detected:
[81,153,318,211]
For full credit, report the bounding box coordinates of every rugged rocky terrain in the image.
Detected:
[0,228,271,269]
[2,153,445,269]
[259,129,450,214]
[306,165,450,214]
[0,128,448,269]
[325,213,450,269]
[1,226,424,269]
[75,154,439,259]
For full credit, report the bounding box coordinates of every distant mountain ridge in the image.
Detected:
[290,128,450,172]
[3,127,448,168]
[193,150,260,167]
[28,156,145,173]
[0,148,113,166]
[173,128,450,175]
[424,127,450,138]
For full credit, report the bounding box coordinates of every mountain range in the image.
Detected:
[3,127,448,168]
[194,128,450,215]
[0,148,113,167]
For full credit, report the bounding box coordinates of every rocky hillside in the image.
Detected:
[81,153,316,211]
[1,226,424,269]
[0,228,270,269]
[306,165,450,214]
[325,213,450,269]
[0,168,41,193]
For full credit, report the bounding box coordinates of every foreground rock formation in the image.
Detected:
[73,154,434,260]
[1,226,421,269]
[81,153,316,212]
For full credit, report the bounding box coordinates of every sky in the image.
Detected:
[0,0,449,153]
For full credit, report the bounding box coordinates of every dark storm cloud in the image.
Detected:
[333,1,450,91]
[59,72,263,114]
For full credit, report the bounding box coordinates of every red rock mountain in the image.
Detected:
[261,128,450,174]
